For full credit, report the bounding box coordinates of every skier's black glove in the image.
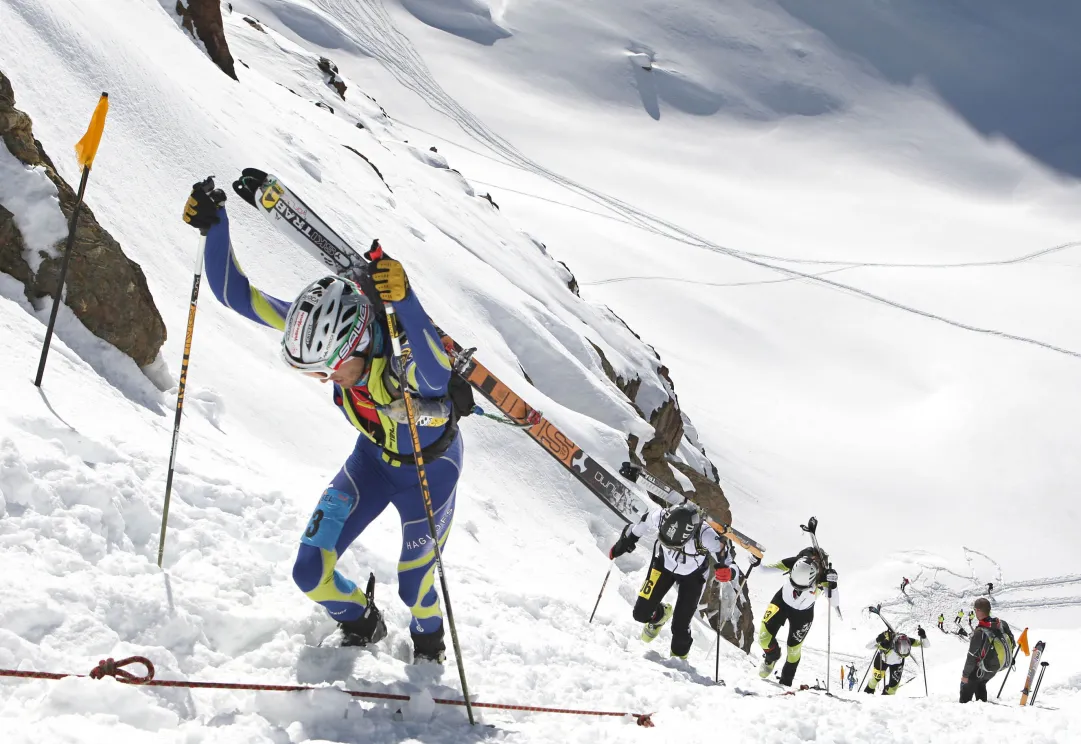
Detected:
[918,626,927,640]
[825,568,838,590]
[232,167,269,207]
[609,530,637,559]
[182,178,226,233]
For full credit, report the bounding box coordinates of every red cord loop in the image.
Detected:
[89,656,155,683]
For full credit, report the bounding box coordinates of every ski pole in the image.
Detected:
[919,632,929,697]
[723,556,759,657]
[382,293,474,726]
[158,177,214,568]
[996,643,1023,698]
[826,583,832,694]
[715,576,723,684]
[588,564,612,624]
[1029,662,1049,705]
[859,654,875,691]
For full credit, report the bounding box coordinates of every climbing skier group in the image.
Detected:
[180,173,1022,705]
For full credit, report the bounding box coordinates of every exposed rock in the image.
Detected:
[558,260,580,296]
[242,16,265,32]
[0,71,165,367]
[176,0,237,80]
[588,340,642,409]
[481,192,499,210]
[314,101,334,114]
[342,145,391,191]
[318,57,347,99]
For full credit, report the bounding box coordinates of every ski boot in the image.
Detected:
[339,604,387,647]
[412,627,446,664]
[339,573,387,647]
[640,604,674,643]
[759,643,781,679]
[671,652,688,660]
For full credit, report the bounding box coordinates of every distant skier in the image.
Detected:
[937,614,945,632]
[987,582,994,596]
[957,626,969,639]
[609,503,737,659]
[968,610,976,629]
[847,662,858,691]
[900,577,910,595]
[955,609,965,626]
[182,175,463,663]
[961,598,1016,703]
[865,627,929,695]
[756,547,839,686]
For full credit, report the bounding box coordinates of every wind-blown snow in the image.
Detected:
[1,0,1080,741]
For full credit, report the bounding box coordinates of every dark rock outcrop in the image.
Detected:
[318,57,347,99]
[588,340,642,409]
[0,71,166,367]
[176,0,237,80]
[342,146,391,191]
[242,16,265,33]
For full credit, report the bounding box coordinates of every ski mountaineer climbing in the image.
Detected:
[756,548,839,686]
[181,175,461,663]
[960,598,1016,703]
[900,577,909,595]
[847,662,857,691]
[956,609,965,626]
[968,610,976,629]
[987,582,994,596]
[609,503,738,659]
[864,627,928,695]
[938,614,945,632]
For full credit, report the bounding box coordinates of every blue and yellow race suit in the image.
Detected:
[203,208,461,639]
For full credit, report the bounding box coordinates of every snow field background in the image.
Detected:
[1,0,1080,741]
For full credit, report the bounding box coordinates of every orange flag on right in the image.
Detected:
[1017,627,1030,656]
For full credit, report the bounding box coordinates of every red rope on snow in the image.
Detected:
[0,658,654,727]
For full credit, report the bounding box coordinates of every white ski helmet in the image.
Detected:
[789,557,818,590]
[281,276,374,374]
[895,634,912,657]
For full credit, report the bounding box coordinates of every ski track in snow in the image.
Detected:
[304,0,1081,362]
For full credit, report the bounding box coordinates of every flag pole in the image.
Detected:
[34,92,109,387]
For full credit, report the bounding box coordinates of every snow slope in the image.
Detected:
[2,0,1080,741]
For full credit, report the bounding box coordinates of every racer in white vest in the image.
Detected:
[610,504,738,659]
[757,547,839,686]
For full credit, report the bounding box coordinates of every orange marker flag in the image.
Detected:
[74,92,109,169]
[1017,627,1030,656]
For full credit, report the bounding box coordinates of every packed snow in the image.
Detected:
[1,0,1080,742]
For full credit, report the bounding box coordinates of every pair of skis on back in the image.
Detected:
[248,175,766,558]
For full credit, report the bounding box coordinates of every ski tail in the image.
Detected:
[1019,641,1045,705]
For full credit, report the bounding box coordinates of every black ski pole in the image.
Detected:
[859,654,875,691]
[381,283,474,725]
[589,564,613,624]
[918,627,929,697]
[714,575,723,684]
[158,176,215,568]
[1029,662,1049,705]
[996,642,1023,699]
